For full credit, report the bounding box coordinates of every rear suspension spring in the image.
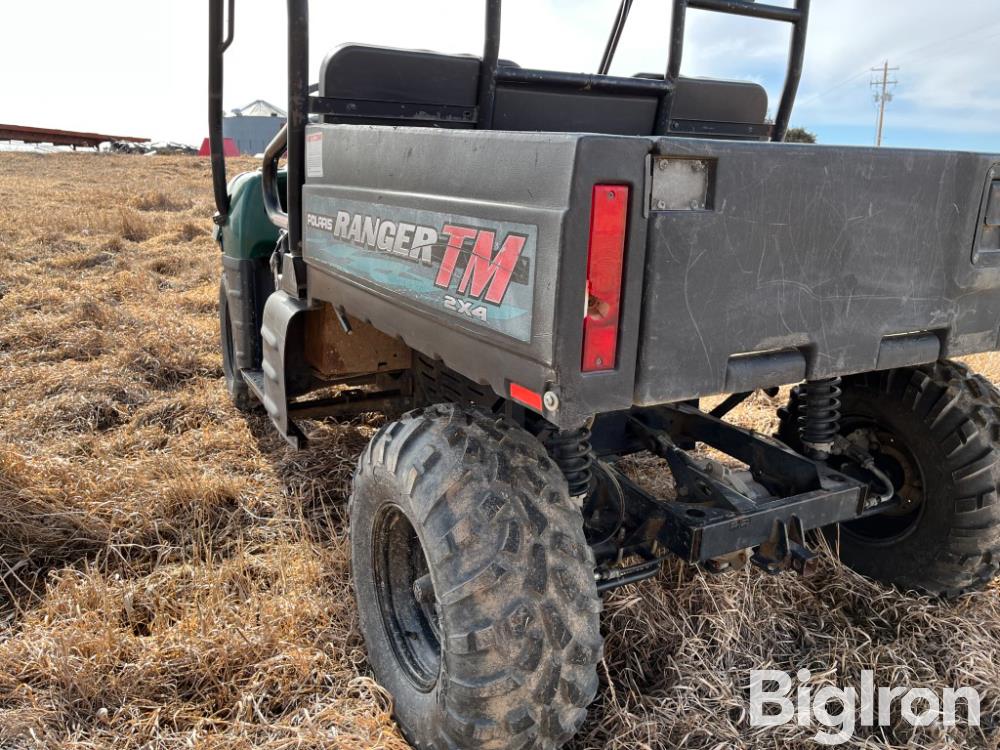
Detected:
[544,427,593,499]
[798,377,842,459]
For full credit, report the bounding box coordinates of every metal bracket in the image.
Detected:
[594,403,876,574]
[751,516,818,576]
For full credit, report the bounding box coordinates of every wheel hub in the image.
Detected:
[839,424,926,542]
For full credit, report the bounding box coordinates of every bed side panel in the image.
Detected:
[302,126,574,413]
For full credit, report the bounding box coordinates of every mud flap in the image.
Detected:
[221,255,266,372]
[259,290,317,448]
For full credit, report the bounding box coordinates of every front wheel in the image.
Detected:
[777,360,1000,597]
[350,405,603,749]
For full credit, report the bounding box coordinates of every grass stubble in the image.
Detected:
[0,152,998,749]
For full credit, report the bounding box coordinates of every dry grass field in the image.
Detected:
[1,152,999,749]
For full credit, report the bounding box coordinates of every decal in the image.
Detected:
[303,196,537,342]
[306,132,323,177]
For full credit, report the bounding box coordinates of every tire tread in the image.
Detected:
[351,404,601,749]
[777,359,1000,597]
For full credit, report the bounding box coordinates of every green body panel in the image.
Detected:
[215,170,286,260]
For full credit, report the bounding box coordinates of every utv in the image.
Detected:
[208,1,1000,747]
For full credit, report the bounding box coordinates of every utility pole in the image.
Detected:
[870,60,899,147]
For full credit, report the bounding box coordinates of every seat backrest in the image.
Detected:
[320,44,481,110]
[319,44,768,139]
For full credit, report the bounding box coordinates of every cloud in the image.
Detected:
[0,0,996,149]
[781,1,1000,138]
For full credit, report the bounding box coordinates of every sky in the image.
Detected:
[1,0,998,152]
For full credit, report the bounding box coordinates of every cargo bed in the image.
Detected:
[301,124,1000,427]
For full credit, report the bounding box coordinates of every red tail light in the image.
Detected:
[582,185,628,372]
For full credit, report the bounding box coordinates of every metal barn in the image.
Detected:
[223,100,285,156]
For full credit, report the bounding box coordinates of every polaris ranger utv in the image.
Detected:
[209,1,1000,747]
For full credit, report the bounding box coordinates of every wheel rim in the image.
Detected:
[837,418,926,544]
[372,504,441,691]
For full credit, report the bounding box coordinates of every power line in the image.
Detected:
[891,19,1000,65]
[797,18,1000,109]
[870,60,898,147]
[797,68,869,106]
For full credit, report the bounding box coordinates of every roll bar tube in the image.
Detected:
[598,0,634,75]
[666,0,810,141]
[477,0,502,129]
[286,0,310,257]
[262,124,289,230]
[605,0,810,141]
[208,0,235,222]
[770,0,810,142]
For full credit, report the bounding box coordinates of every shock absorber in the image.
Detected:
[544,427,593,501]
[797,377,842,460]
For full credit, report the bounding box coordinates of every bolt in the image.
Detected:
[689,199,701,210]
[543,391,560,412]
[658,159,669,171]
[656,200,667,210]
[412,574,434,605]
[705,558,728,574]
[607,190,616,200]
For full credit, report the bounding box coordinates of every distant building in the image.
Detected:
[223,100,286,156]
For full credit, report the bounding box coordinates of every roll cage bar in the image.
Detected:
[209,0,810,260]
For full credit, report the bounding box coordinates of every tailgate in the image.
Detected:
[634,140,1000,404]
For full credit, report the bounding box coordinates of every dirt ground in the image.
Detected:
[1,152,999,749]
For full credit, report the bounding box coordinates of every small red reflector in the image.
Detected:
[582,184,629,372]
[509,382,543,411]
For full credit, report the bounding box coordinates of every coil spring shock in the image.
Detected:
[797,377,842,459]
[544,427,593,499]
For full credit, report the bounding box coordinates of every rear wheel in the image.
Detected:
[777,360,1000,597]
[350,404,603,749]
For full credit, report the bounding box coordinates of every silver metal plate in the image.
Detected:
[650,157,711,211]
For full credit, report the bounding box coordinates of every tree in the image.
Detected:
[784,127,817,143]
